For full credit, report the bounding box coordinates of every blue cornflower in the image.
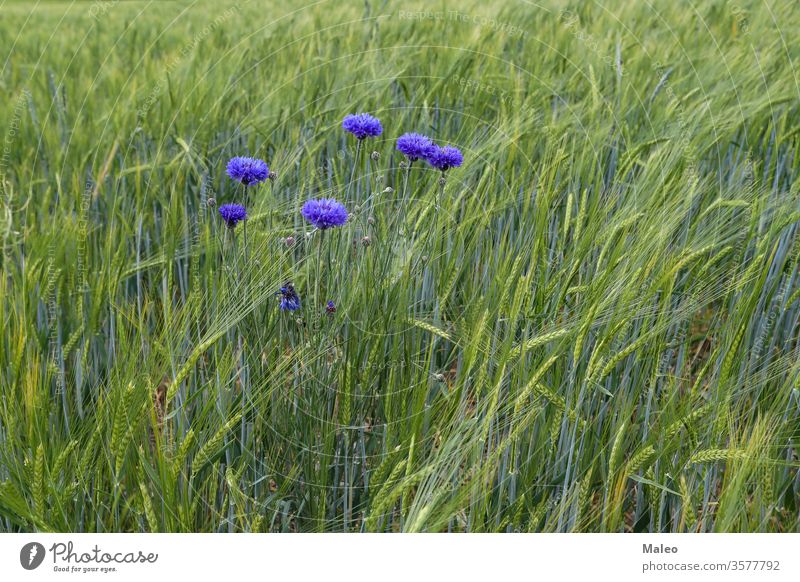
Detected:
[326,300,336,314]
[301,198,348,230]
[226,156,269,186]
[218,203,247,229]
[276,283,301,311]
[396,133,434,162]
[342,113,383,140]
[425,145,464,172]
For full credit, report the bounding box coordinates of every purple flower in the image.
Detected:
[396,133,434,162]
[301,198,348,230]
[218,204,247,228]
[226,157,269,186]
[276,284,301,311]
[425,145,464,172]
[342,113,383,140]
[326,300,336,314]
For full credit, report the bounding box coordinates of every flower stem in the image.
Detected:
[346,140,362,205]
[435,171,445,250]
[315,229,325,319]
[401,160,411,232]
[429,171,446,298]
[242,185,249,262]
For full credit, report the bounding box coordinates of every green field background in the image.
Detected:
[0,0,799,532]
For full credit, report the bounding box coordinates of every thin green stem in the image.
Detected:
[315,229,325,321]
[346,140,362,205]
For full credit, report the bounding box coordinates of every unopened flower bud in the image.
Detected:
[207,197,216,207]
[268,170,277,181]
[371,151,380,161]
[285,236,295,247]
[361,236,371,247]
[367,216,375,225]
[382,187,394,194]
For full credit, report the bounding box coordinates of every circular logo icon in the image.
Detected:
[20,542,46,570]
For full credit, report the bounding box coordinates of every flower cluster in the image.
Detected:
[394,131,463,172]
[215,112,463,316]
[216,156,269,232]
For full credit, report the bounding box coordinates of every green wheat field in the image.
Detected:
[1,0,799,533]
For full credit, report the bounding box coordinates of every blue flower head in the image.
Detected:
[301,198,348,230]
[276,283,301,311]
[326,300,336,314]
[218,203,247,229]
[425,145,464,172]
[226,156,269,186]
[396,133,434,162]
[342,113,383,140]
